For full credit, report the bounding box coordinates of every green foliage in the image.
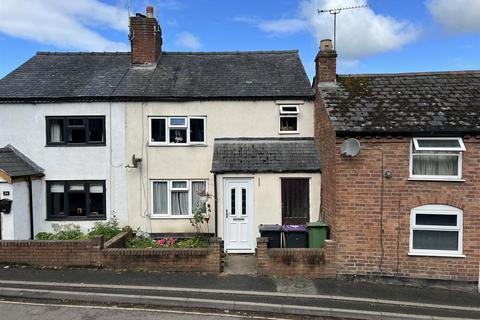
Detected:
[175,236,209,248]
[35,224,87,240]
[87,213,121,240]
[126,236,159,248]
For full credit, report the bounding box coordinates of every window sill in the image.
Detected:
[45,144,106,147]
[278,131,299,135]
[408,252,465,258]
[407,178,465,182]
[148,143,208,147]
[150,215,193,219]
[46,217,106,221]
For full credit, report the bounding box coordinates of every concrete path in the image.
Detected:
[223,254,257,275]
[0,266,478,319]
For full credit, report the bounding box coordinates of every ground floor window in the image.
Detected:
[151,180,207,217]
[410,204,463,256]
[47,181,106,220]
[281,178,309,224]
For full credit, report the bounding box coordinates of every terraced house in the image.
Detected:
[0,7,321,253]
[314,39,480,281]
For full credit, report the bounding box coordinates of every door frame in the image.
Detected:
[223,177,255,253]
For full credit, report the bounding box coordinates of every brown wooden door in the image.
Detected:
[281,178,309,225]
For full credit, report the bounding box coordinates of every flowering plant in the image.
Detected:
[157,237,177,247]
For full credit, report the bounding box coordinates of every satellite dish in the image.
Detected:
[131,154,142,168]
[341,138,361,157]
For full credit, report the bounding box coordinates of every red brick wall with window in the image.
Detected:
[324,136,480,281]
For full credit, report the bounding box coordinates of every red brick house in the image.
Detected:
[314,39,480,282]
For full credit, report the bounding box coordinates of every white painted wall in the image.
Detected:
[125,100,318,237]
[0,102,128,237]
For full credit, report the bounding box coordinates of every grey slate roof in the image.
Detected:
[0,145,44,178]
[0,51,313,102]
[211,138,322,173]
[320,71,480,135]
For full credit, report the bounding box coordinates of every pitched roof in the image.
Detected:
[319,71,480,135]
[211,138,322,173]
[0,145,44,179]
[0,51,313,103]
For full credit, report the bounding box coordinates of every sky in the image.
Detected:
[0,0,479,81]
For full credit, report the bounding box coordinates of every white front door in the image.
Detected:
[224,178,254,253]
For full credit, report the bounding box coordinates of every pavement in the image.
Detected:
[0,266,478,319]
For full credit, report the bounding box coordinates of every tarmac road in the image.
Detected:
[0,300,299,320]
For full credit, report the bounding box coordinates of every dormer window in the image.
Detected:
[279,105,299,133]
[410,138,465,181]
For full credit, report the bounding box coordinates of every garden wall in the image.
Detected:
[0,236,103,268]
[256,238,337,278]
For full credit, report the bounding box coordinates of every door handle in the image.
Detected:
[226,209,229,218]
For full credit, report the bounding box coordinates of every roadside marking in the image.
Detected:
[0,286,476,320]
[0,279,478,313]
[0,299,291,320]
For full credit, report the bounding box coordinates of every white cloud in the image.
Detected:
[175,32,201,49]
[0,0,129,51]
[236,0,419,60]
[427,0,480,34]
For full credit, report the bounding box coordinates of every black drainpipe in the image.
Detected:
[213,173,218,237]
[28,177,34,240]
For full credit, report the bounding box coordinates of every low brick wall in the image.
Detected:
[102,237,224,274]
[0,236,103,268]
[257,238,337,278]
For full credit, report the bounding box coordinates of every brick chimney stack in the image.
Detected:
[315,39,337,84]
[129,6,162,66]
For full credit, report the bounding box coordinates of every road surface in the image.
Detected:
[0,300,295,320]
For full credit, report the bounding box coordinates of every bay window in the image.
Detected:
[151,180,207,217]
[410,138,465,180]
[150,116,206,145]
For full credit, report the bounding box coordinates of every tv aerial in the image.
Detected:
[318,4,368,50]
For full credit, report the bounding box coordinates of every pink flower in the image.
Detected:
[158,239,166,246]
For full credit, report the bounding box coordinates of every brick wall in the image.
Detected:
[130,13,162,65]
[256,238,337,278]
[326,136,480,281]
[0,237,103,268]
[102,237,224,274]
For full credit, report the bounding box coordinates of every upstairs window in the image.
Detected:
[279,105,299,133]
[410,205,463,257]
[46,116,105,146]
[150,117,206,145]
[410,138,465,180]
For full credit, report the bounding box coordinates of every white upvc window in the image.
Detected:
[279,105,299,134]
[151,180,207,218]
[409,137,465,181]
[409,205,463,257]
[149,116,206,145]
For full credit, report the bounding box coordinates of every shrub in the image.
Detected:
[87,213,121,240]
[36,224,86,240]
[176,236,208,248]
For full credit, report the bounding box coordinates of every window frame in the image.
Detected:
[409,204,464,257]
[279,105,299,134]
[46,180,106,221]
[409,138,464,181]
[46,116,106,146]
[150,179,208,218]
[149,116,207,146]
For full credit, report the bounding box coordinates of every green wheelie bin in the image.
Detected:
[306,222,328,248]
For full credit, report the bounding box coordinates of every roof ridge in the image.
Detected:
[35,50,300,56]
[338,70,480,78]
[36,52,130,56]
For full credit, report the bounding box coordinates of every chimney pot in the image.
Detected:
[146,6,154,18]
[320,39,333,52]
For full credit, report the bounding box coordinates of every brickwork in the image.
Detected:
[256,238,337,278]
[318,133,480,281]
[102,237,224,274]
[103,229,132,249]
[130,9,162,65]
[0,237,103,268]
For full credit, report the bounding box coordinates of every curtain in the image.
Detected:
[50,120,63,143]
[412,154,458,176]
[171,191,188,215]
[153,182,168,214]
[192,181,206,213]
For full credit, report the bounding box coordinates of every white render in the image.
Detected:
[125,99,321,248]
[0,102,128,238]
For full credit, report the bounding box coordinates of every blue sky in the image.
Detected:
[0,0,479,81]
